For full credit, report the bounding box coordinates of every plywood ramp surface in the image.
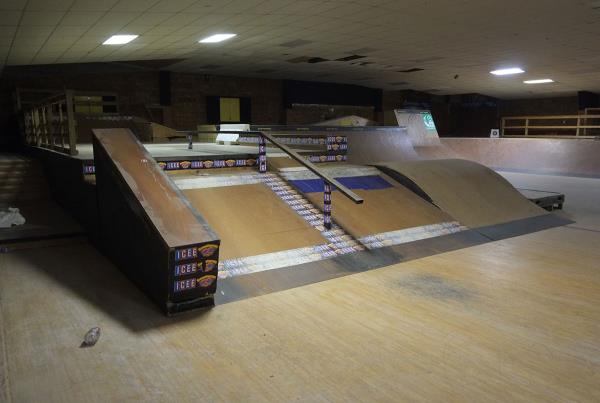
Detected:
[346,129,419,164]
[93,128,216,247]
[395,109,441,146]
[376,159,547,228]
[306,186,454,238]
[2,225,600,402]
[183,183,326,260]
[414,144,460,159]
[441,137,600,177]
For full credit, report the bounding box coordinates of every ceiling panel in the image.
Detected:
[2,0,600,98]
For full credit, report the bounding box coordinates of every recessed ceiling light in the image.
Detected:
[490,67,525,76]
[524,78,554,84]
[199,34,237,43]
[102,35,138,45]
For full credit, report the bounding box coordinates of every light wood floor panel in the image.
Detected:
[1,225,600,402]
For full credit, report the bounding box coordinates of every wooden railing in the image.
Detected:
[22,90,78,155]
[21,90,121,155]
[501,114,600,138]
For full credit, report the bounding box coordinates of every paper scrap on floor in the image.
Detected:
[0,207,26,228]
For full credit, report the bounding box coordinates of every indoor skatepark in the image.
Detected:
[2,1,600,401]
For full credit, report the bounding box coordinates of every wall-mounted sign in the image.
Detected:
[422,113,437,131]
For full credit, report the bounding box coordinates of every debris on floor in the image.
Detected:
[0,207,26,228]
[80,327,101,348]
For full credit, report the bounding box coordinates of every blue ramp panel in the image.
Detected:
[289,175,392,193]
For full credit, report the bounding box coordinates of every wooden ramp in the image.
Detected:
[375,159,552,229]
[182,181,327,261]
[439,137,600,177]
[345,127,420,164]
[93,128,220,314]
[394,109,441,146]
[272,158,461,237]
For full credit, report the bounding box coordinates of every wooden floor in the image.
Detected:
[2,171,600,402]
[1,224,599,402]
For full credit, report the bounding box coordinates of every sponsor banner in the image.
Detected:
[308,155,347,163]
[173,275,217,293]
[158,158,257,171]
[174,243,219,262]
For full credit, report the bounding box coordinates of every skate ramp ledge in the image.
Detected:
[217,229,488,304]
[216,213,573,304]
[93,128,221,315]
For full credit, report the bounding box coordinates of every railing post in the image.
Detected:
[65,90,78,155]
[524,118,529,136]
[323,182,332,230]
[57,102,65,149]
[33,109,41,147]
[258,134,267,173]
[46,105,55,149]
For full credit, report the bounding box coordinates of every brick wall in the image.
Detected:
[0,62,587,146]
[167,73,283,128]
[0,65,284,136]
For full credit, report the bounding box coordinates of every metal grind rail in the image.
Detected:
[197,130,364,230]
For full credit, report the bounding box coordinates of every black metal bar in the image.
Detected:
[258,131,363,204]
[193,130,364,205]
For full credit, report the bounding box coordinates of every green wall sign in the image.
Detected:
[422,113,436,131]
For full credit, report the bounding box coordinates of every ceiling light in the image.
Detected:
[490,67,525,76]
[524,79,554,84]
[199,34,237,43]
[102,35,138,45]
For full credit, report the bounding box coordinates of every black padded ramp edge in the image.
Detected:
[373,164,434,204]
[216,229,488,304]
[475,214,574,241]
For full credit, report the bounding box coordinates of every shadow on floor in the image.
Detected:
[13,239,210,332]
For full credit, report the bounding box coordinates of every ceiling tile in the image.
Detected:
[61,12,104,26]
[71,0,120,12]
[20,11,66,26]
[6,0,600,97]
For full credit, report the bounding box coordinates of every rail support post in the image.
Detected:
[323,182,332,230]
[258,134,267,173]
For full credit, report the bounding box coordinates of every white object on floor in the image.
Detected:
[220,123,249,132]
[215,132,239,143]
[217,123,247,143]
[0,207,26,228]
